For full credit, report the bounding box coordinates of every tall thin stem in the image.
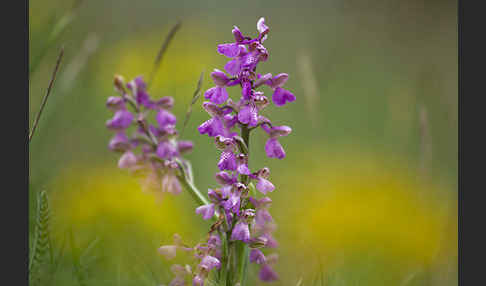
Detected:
[234,125,251,285]
[29,47,64,142]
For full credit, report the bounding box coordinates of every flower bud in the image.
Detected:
[114,74,126,94]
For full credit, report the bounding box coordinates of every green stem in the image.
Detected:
[234,125,251,285]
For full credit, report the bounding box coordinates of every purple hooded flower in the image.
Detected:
[236,154,251,175]
[272,87,296,106]
[128,76,155,108]
[155,96,174,109]
[256,177,275,194]
[215,171,237,186]
[195,204,215,220]
[223,190,241,214]
[106,96,125,111]
[231,220,250,242]
[192,275,204,286]
[204,86,228,105]
[262,125,291,159]
[211,69,231,86]
[257,17,269,41]
[250,249,266,264]
[177,140,194,154]
[199,255,221,271]
[162,172,182,194]
[106,110,133,130]
[118,151,137,169]
[198,117,224,137]
[259,263,278,281]
[156,109,177,127]
[265,73,295,106]
[109,132,131,152]
[224,45,249,76]
[156,141,178,159]
[158,245,178,260]
[232,26,245,42]
[217,43,241,58]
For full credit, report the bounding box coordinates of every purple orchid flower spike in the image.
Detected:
[152,17,295,285]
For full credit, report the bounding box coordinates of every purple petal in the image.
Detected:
[158,245,177,260]
[265,138,286,159]
[267,73,289,89]
[155,96,174,109]
[211,69,230,86]
[272,87,296,106]
[254,73,273,88]
[238,105,258,127]
[106,110,133,130]
[218,150,237,171]
[162,173,182,194]
[156,141,178,159]
[270,125,292,137]
[256,177,275,194]
[200,255,221,272]
[198,117,224,137]
[217,43,240,58]
[241,81,252,100]
[156,109,177,127]
[257,17,269,34]
[195,204,215,220]
[215,171,237,186]
[204,86,228,105]
[256,209,273,226]
[192,276,204,286]
[250,249,266,264]
[259,264,278,282]
[237,162,251,175]
[177,140,194,154]
[230,221,250,242]
[118,151,137,169]
[224,58,242,76]
[106,96,125,111]
[109,132,131,152]
[232,26,244,42]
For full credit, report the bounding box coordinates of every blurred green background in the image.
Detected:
[29,0,457,285]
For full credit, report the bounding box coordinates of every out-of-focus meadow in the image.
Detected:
[29,0,457,285]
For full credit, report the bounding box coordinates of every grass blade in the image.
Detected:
[29,46,64,142]
[147,21,182,89]
[180,72,204,137]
